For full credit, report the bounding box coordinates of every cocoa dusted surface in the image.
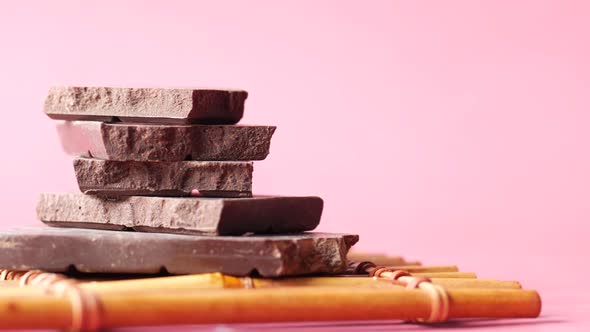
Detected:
[44,87,248,124]
[0,227,358,277]
[56,121,276,161]
[73,158,253,197]
[37,193,324,235]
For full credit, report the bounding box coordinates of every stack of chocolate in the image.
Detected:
[0,87,544,330]
[0,87,357,277]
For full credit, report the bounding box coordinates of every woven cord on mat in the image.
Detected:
[370,266,450,323]
[0,269,102,332]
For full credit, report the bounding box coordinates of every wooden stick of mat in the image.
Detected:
[412,271,477,278]
[79,274,520,292]
[0,273,521,297]
[0,275,522,295]
[275,277,519,289]
[0,272,511,292]
[0,285,541,330]
[347,252,421,266]
[364,265,460,273]
[347,261,477,278]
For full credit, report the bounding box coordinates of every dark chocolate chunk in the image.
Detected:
[44,87,248,124]
[56,121,276,161]
[0,227,358,276]
[37,193,323,235]
[73,158,253,197]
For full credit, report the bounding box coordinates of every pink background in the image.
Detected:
[0,1,588,330]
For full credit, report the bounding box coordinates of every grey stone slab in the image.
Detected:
[56,121,275,161]
[37,193,323,235]
[44,87,248,124]
[73,158,253,197]
[0,227,358,277]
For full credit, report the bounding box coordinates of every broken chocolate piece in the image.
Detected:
[0,227,358,276]
[56,121,276,161]
[73,158,253,197]
[37,193,323,235]
[44,87,248,124]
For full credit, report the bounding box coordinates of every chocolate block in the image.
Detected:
[56,121,276,161]
[37,193,323,235]
[44,87,247,124]
[0,227,358,276]
[73,158,252,197]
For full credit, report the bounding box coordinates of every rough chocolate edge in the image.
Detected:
[44,87,247,124]
[73,158,253,197]
[38,193,323,236]
[0,227,357,277]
